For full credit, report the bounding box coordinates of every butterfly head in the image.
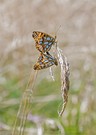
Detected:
[32,31,38,39]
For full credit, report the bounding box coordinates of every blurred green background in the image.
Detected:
[0,0,96,135]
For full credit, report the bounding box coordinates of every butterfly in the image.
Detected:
[32,31,57,53]
[34,52,58,70]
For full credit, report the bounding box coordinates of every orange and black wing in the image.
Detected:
[34,52,58,70]
[32,31,56,53]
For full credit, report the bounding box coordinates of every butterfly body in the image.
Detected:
[34,52,58,70]
[32,31,56,53]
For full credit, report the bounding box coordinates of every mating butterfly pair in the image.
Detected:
[32,31,58,70]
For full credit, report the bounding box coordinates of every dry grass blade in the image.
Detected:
[57,47,70,116]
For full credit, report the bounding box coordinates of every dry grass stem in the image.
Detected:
[12,70,38,135]
[57,47,70,116]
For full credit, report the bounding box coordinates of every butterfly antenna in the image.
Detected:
[55,25,61,38]
[54,25,61,50]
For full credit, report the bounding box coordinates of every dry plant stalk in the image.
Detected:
[12,70,38,135]
[57,47,70,116]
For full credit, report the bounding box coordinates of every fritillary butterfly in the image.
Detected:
[34,52,58,70]
[32,31,57,53]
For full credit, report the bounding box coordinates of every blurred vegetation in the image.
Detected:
[0,0,96,135]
